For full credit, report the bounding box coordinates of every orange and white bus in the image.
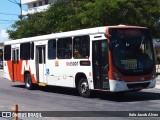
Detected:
[3,25,156,97]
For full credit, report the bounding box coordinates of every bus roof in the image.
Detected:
[4,25,147,45]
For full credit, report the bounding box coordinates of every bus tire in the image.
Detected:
[78,79,91,98]
[25,73,33,90]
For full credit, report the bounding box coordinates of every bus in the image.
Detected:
[3,25,156,97]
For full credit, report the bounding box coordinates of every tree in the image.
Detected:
[7,0,160,39]
[130,0,160,38]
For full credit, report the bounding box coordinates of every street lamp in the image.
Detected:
[8,0,22,20]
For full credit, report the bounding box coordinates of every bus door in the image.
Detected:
[36,45,46,83]
[92,40,109,90]
[12,48,20,81]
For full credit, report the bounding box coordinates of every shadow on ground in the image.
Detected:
[12,84,160,102]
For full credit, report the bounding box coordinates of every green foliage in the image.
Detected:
[7,0,160,39]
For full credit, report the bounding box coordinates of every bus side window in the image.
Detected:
[73,35,90,59]
[57,37,72,59]
[4,45,11,60]
[48,39,56,59]
[20,42,31,60]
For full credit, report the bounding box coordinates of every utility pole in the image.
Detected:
[8,0,22,20]
[19,0,22,20]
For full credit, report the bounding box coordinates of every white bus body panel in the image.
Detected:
[109,78,156,92]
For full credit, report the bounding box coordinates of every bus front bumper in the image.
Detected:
[109,78,156,92]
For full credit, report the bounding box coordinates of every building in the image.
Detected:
[21,0,65,15]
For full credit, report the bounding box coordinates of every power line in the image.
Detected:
[0,19,17,21]
[0,12,19,16]
[0,23,13,24]
[8,0,20,5]
[8,0,22,20]
[0,20,15,23]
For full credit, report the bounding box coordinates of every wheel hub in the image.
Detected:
[81,82,89,94]
[26,77,30,87]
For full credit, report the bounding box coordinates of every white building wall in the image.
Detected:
[22,4,50,15]
[21,0,55,4]
[21,0,60,15]
[21,0,38,4]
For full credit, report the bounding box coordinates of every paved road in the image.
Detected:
[0,76,160,120]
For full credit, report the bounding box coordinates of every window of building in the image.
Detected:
[57,38,72,59]
[39,1,42,6]
[20,42,31,60]
[4,45,11,60]
[33,3,37,7]
[45,0,48,5]
[73,35,90,59]
[48,39,56,59]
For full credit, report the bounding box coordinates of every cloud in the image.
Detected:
[0,30,10,42]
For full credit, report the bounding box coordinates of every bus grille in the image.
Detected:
[127,82,150,89]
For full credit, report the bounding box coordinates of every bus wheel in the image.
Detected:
[25,73,33,90]
[78,79,91,98]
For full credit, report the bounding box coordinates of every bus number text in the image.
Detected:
[66,62,78,66]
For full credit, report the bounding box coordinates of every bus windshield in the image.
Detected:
[109,28,154,75]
